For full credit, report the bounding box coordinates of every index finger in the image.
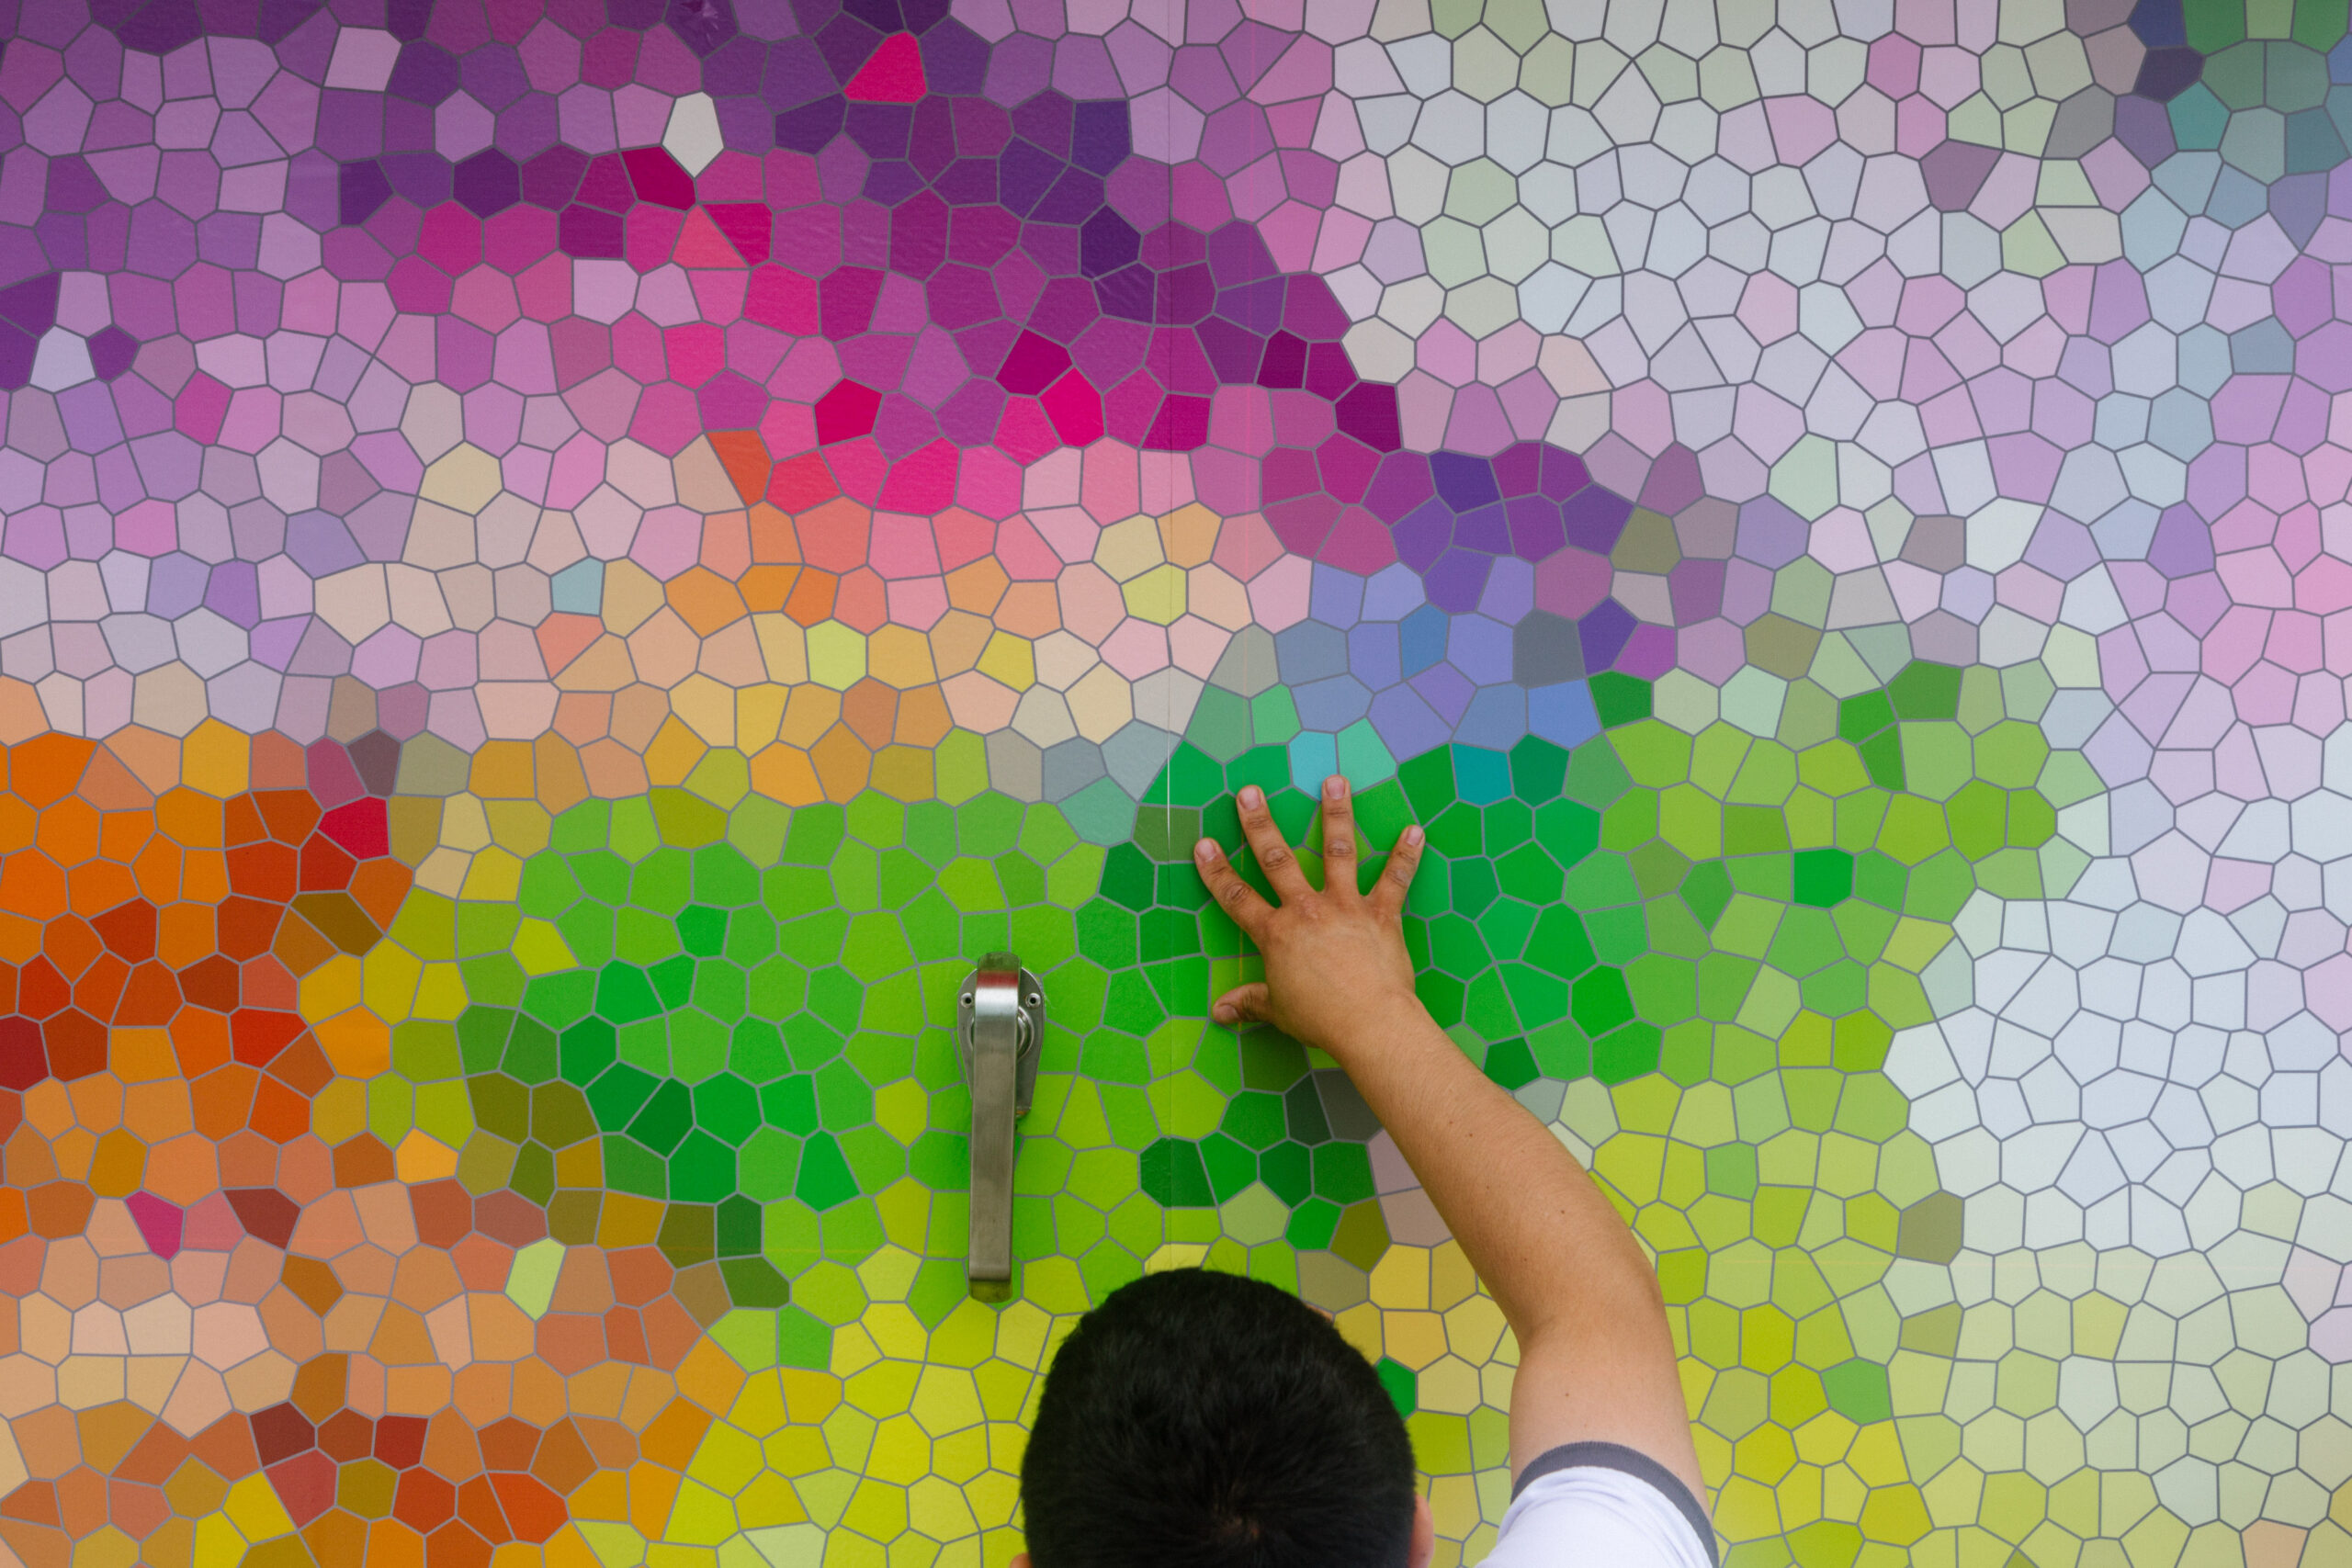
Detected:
[1193,836,1274,938]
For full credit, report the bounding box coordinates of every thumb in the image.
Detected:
[1210,982,1271,1027]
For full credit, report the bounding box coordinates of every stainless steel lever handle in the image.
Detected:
[956,953,1044,1301]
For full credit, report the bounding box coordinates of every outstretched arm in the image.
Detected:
[1195,775,1706,1506]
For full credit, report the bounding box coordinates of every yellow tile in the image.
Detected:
[1370,1244,1430,1311]
[807,622,868,690]
[975,631,1035,692]
[1442,1294,1505,1360]
[865,1415,933,1486]
[846,1359,922,1418]
[1119,563,1187,625]
[909,1368,984,1438]
[1385,1310,1448,1371]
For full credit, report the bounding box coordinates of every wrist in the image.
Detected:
[1318,992,1442,1061]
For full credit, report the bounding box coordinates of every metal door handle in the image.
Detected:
[956,953,1043,1300]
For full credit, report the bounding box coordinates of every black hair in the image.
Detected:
[1020,1267,1418,1568]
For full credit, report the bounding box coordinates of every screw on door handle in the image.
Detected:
[956,953,1044,1300]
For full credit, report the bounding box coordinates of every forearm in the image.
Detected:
[1194,781,1700,1498]
[1325,1010,1667,1356]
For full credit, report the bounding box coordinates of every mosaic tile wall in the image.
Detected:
[13,0,2352,1564]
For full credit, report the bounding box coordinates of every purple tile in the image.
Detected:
[1577,598,1636,672]
[1423,547,1491,613]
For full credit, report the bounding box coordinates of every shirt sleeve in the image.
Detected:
[1477,1442,1718,1568]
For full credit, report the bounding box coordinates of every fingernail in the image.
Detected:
[1194,839,1216,863]
[1212,1004,1235,1023]
[1404,824,1425,846]
[1239,784,1264,809]
[1325,775,1347,799]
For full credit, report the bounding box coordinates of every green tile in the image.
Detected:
[1309,1141,1374,1204]
[1375,1357,1418,1417]
[1791,848,1852,907]
[795,1132,860,1209]
[1140,1136,1215,1206]
[1220,1090,1288,1150]
[1259,1141,1313,1204]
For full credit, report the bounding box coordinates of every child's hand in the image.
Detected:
[1193,775,1430,1057]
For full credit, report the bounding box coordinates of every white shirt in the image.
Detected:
[1480,1443,1717,1567]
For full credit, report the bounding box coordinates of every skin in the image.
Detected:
[1014,775,1705,1567]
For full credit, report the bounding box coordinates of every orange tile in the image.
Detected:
[510,1359,569,1430]
[38,797,100,867]
[132,841,183,911]
[96,809,152,866]
[0,852,67,923]
[424,1411,486,1483]
[635,1401,706,1476]
[664,568,749,637]
[893,684,952,747]
[747,744,821,807]
[171,1010,231,1076]
[189,1065,258,1139]
[153,787,222,848]
[27,1181,94,1239]
[52,1469,104,1540]
[745,502,800,565]
[780,567,836,627]
[839,679,898,751]
[66,861,137,918]
[367,1517,426,1568]
[123,1079,193,1144]
[453,1365,512,1430]
[143,1134,218,1206]
[44,918,100,983]
[182,848,230,902]
[0,913,38,966]
[996,581,1061,637]
[349,859,414,932]
[9,735,96,807]
[944,557,1009,614]
[738,563,801,615]
[253,788,321,844]
[808,725,870,801]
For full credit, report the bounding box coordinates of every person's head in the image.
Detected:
[1013,1266,1433,1568]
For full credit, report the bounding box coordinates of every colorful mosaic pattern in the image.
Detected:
[12,0,2352,1564]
